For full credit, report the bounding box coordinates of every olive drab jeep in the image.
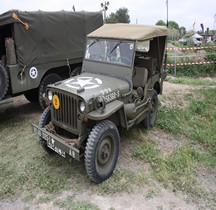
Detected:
[33,24,168,183]
[0,10,103,108]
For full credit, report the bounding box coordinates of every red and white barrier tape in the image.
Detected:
[166,61,215,66]
[166,45,216,51]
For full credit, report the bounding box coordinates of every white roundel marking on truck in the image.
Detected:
[65,77,102,89]
[29,67,38,79]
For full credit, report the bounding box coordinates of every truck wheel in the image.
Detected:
[85,120,120,184]
[39,73,62,110]
[24,88,39,102]
[0,64,9,100]
[39,106,54,154]
[70,66,81,77]
[143,89,158,128]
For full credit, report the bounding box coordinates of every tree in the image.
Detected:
[106,7,130,23]
[179,26,186,37]
[155,20,166,26]
[168,21,179,29]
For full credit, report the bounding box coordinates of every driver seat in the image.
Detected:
[132,67,148,88]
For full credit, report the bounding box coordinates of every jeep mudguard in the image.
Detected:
[86,100,124,121]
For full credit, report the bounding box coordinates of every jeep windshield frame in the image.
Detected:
[85,38,135,67]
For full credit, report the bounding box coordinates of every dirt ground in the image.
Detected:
[0,81,215,210]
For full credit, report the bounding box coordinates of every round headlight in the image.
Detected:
[47,90,53,101]
[79,100,85,113]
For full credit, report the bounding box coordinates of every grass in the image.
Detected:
[133,135,196,191]
[166,76,216,86]
[98,167,149,195]
[132,83,216,204]
[0,107,90,200]
[158,87,216,157]
[54,196,99,210]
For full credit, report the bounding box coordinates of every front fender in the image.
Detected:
[86,100,124,121]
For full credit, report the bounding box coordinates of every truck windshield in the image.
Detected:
[85,39,134,67]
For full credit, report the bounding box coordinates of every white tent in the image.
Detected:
[192,33,203,39]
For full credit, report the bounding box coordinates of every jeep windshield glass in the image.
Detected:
[85,39,134,67]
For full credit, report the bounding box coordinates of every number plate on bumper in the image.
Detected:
[33,124,80,160]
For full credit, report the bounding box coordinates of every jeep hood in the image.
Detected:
[49,72,131,101]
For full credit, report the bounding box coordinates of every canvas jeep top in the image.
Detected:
[33,23,168,183]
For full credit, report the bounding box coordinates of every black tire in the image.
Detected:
[85,120,120,184]
[39,106,54,154]
[70,66,82,77]
[24,88,39,103]
[39,73,62,110]
[143,89,158,128]
[0,64,9,100]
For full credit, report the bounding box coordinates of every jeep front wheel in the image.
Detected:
[39,106,54,154]
[85,120,120,184]
[143,89,158,128]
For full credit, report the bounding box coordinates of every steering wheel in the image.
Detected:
[121,56,131,65]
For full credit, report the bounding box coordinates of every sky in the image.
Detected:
[0,0,216,31]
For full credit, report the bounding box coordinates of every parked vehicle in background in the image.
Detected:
[33,24,168,183]
[178,37,187,45]
[0,10,103,108]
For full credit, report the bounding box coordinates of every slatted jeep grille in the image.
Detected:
[52,91,78,133]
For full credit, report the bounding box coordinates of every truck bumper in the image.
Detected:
[33,124,80,160]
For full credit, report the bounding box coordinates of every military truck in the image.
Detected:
[0,10,103,108]
[33,24,168,183]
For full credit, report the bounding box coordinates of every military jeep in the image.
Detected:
[33,24,168,183]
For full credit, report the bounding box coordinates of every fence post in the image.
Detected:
[174,48,177,76]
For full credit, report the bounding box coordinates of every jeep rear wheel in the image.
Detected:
[39,73,62,110]
[144,89,158,128]
[0,64,9,100]
[85,120,120,184]
[39,106,54,154]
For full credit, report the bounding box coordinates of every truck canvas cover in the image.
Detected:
[0,10,103,67]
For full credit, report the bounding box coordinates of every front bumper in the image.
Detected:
[33,124,80,160]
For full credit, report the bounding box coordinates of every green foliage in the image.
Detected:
[179,26,186,37]
[106,7,130,23]
[168,28,180,41]
[168,20,179,29]
[155,20,179,29]
[167,45,216,77]
[155,20,166,26]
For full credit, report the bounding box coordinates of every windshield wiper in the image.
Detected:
[109,41,122,55]
[88,39,98,48]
